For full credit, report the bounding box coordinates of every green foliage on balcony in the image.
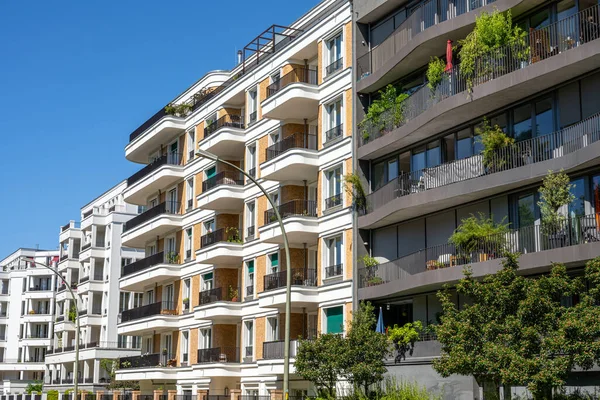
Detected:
[538,169,575,233]
[359,84,409,142]
[426,56,446,92]
[449,212,510,256]
[476,117,515,172]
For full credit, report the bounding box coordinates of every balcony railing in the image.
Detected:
[127,153,183,187]
[326,57,344,76]
[60,254,68,262]
[262,340,298,359]
[264,200,317,225]
[265,132,317,161]
[120,301,176,323]
[124,201,181,232]
[119,353,160,369]
[56,315,65,322]
[324,193,342,210]
[364,111,600,214]
[263,268,317,291]
[356,0,497,81]
[122,251,168,277]
[196,347,239,364]
[202,171,244,192]
[359,213,600,288]
[200,227,241,248]
[325,264,343,278]
[325,124,343,144]
[79,276,90,284]
[27,285,51,292]
[204,115,244,138]
[359,5,600,146]
[81,243,91,251]
[266,68,318,98]
[92,272,104,281]
[199,287,241,305]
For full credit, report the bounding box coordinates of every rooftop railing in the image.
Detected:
[358,213,600,289]
[357,0,497,81]
[127,153,183,187]
[359,5,600,146]
[364,111,600,214]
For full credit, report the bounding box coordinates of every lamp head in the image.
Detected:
[195,149,218,161]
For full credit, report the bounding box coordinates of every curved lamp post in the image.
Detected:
[196,149,292,398]
[22,256,80,397]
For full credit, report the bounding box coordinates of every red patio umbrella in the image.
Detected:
[445,40,453,71]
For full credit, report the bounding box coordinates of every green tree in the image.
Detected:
[100,358,140,390]
[295,333,347,398]
[342,302,390,396]
[434,253,600,399]
[25,381,43,394]
[538,170,575,232]
[47,390,59,400]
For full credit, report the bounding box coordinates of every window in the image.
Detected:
[133,293,143,308]
[163,284,174,308]
[205,113,217,130]
[205,166,216,181]
[244,320,254,358]
[167,188,178,213]
[184,228,192,260]
[269,130,280,145]
[246,201,256,239]
[324,166,343,210]
[325,32,343,76]
[186,178,194,210]
[268,252,279,274]
[246,144,257,177]
[324,235,343,278]
[245,260,255,298]
[181,331,189,364]
[268,190,279,209]
[168,141,179,164]
[248,88,258,124]
[183,278,191,301]
[324,98,343,142]
[324,306,344,334]
[146,290,154,305]
[165,237,176,262]
[163,334,173,357]
[203,219,215,235]
[267,316,278,341]
[187,130,195,162]
[199,328,212,349]
[119,292,130,313]
[202,272,213,291]
[271,71,280,84]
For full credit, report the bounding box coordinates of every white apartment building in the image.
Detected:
[115,0,353,396]
[45,181,144,393]
[0,248,59,395]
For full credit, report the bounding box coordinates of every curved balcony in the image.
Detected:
[261,68,319,120]
[124,153,185,205]
[358,6,600,160]
[356,0,544,92]
[258,200,319,244]
[125,111,186,164]
[199,115,246,158]
[121,201,183,248]
[197,171,245,212]
[196,228,244,265]
[193,287,243,323]
[119,251,180,292]
[118,301,179,335]
[259,268,318,309]
[360,112,600,229]
[260,133,318,181]
[358,214,600,301]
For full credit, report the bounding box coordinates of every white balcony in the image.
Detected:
[21,313,53,323]
[117,302,180,336]
[196,230,244,265]
[199,117,246,159]
[124,154,186,206]
[57,258,79,272]
[258,200,319,245]
[194,289,243,324]
[197,172,246,212]
[261,68,319,120]
[121,202,184,248]
[120,252,181,292]
[59,222,81,243]
[259,133,318,181]
[126,115,186,163]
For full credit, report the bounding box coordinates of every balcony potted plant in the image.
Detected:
[449,212,510,263]
[166,252,179,264]
[477,118,515,173]
[359,254,381,287]
[182,297,189,310]
[387,321,423,364]
[29,310,36,315]
[162,348,168,356]
[538,170,575,250]
[225,227,242,243]
[292,270,304,285]
[228,286,239,302]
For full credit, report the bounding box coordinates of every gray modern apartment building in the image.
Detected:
[351,0,600,398]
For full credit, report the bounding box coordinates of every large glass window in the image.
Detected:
[569,178,586,219]
[513,104,533,141]
[535,97,554,137]
[518,194,536,227]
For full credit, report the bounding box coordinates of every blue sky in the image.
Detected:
[0,1,314,257]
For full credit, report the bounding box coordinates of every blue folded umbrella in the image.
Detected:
[376,306,385,333]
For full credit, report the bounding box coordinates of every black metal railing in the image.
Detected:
[196,347,239,363]
[357,0,496,81]
[119,353,160,369]
[266,68,318,98]
[120,301,176,323]
[364,111,600,214]
[262,340,298,359]
[263,268,317,291]
[92,272,104,281]
[79,309,88,316]
[91,306,102,315]
[265,132,317,161]
[324,193,342,210]
[199,287,241,305]
[56,315,65,322]
[127,153,182,187]
[122,251,166,277]
[264,200,317,225]
[81,242,91,251]
[60,254,68,261]
[325,57,343,76]
[61,222,71,232]
[202,171,244,192]
[359,5,600,145]
[325,264,343,278]
[129,107,168,143]
[26,333,49,339]
[200,227,241,248]
[79,276,90,284]
[204,115,245,137]
[124,201,180,232]
[325,124,343,143]
[27,285,51,291]
[359,213,600,288]
[246,225,255,239]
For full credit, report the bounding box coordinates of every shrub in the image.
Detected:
[476,118,515,172]
[426,56,446,92]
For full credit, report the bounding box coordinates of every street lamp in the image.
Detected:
[22,256,81,398]
[196,149,292,398]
